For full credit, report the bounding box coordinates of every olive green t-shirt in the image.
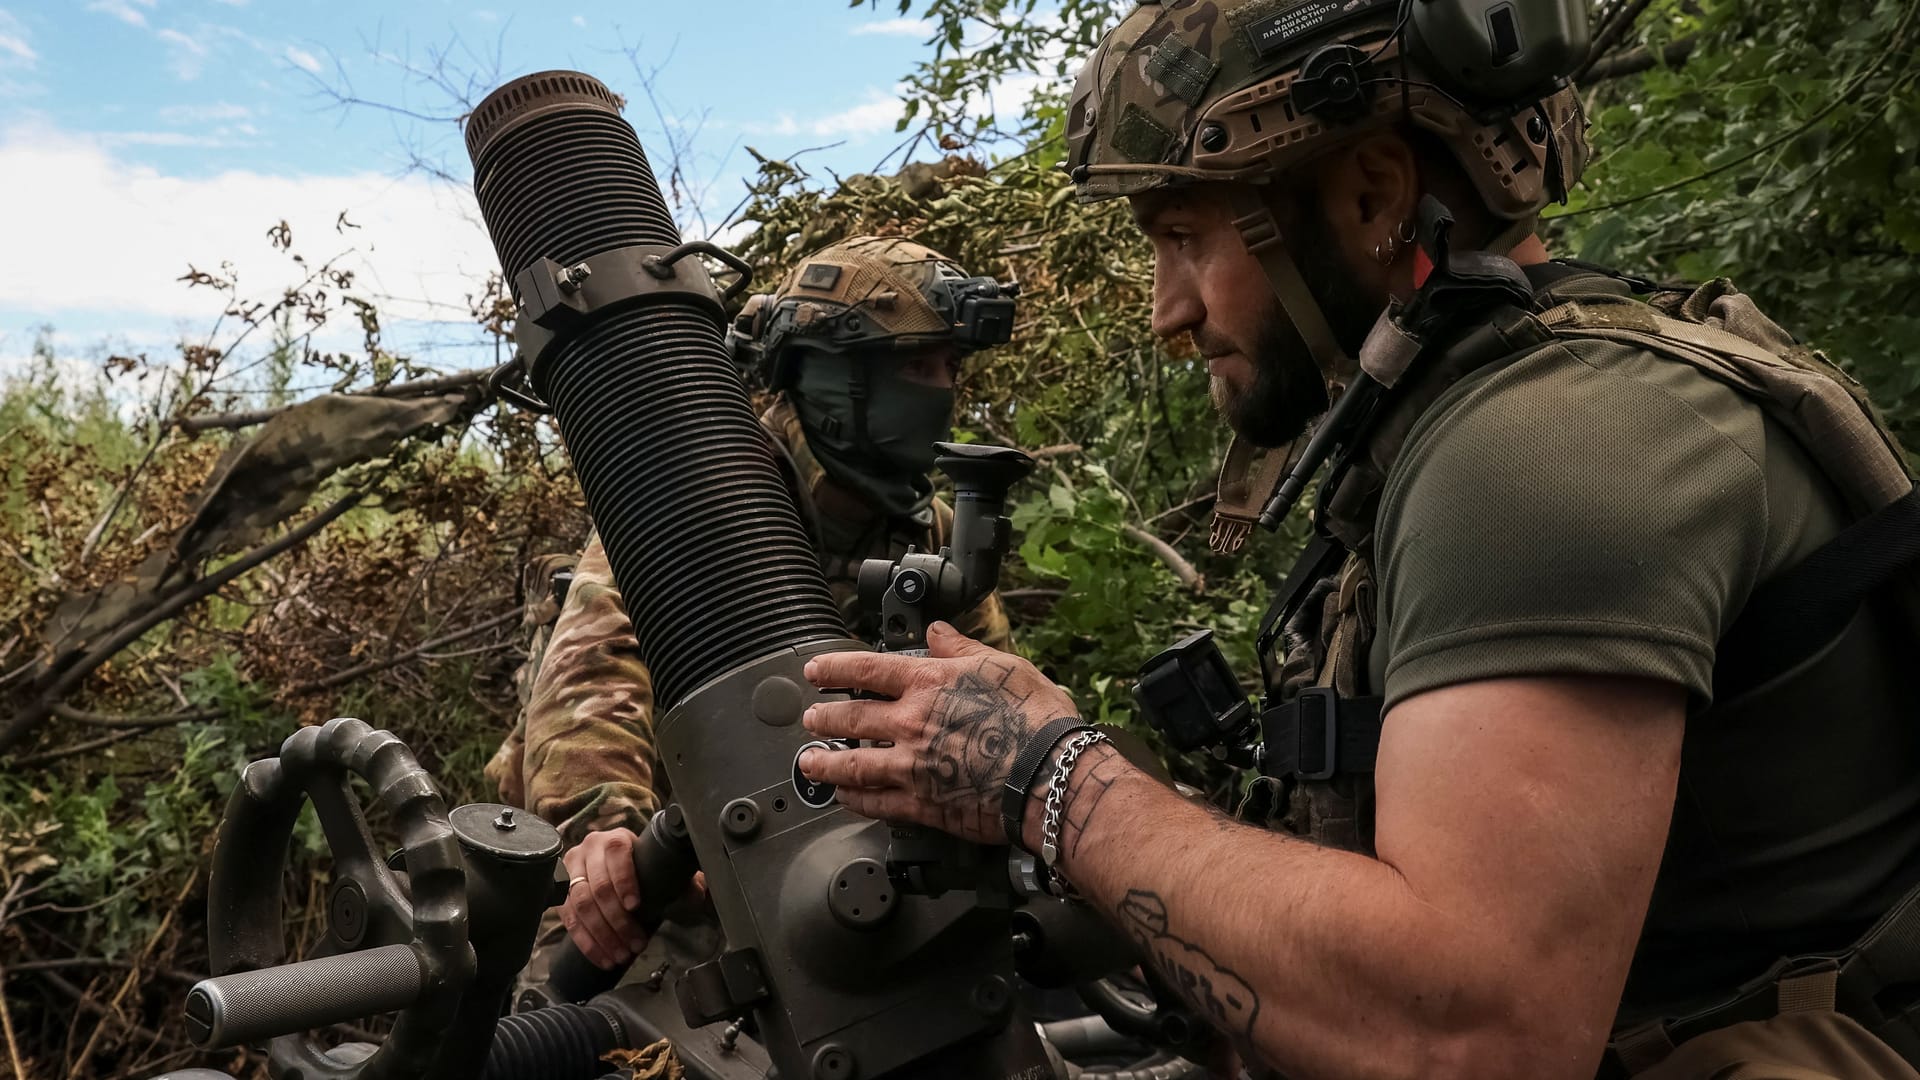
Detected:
[1365,298,1920,1018]
[1371,333,1838,709]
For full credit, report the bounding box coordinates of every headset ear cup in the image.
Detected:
[767,346,798,392]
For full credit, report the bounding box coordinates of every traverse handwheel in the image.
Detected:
[196,717,475,1079]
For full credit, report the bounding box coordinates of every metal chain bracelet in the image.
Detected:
[1039,730,1111,879]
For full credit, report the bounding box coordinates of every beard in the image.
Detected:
[1208,209,1383,448]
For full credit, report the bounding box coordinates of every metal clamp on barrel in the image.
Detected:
[509,241,754,393]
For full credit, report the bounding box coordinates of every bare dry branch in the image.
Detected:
[175,368,491,433]
[1578,0,1658,81]
[1121,523,1204,593]
[1584,36,1700,82]
[2,491,367,755]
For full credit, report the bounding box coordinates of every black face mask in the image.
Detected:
[791,348,957,517]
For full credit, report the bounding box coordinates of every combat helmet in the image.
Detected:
[1066,0,1589,216]
[727,235,1017,389]
[727,236,1020,517]
[1066,0,1591,374]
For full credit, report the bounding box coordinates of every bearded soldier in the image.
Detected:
[488,235,1017,973]
[792,3,1920,1078]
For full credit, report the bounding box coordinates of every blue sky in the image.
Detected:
[0,1,1041,383]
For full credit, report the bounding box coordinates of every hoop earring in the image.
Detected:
[1397,219,1417,244]
[1373,235,1398,266]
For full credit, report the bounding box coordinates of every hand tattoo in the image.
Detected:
[915,659,1034,834]
[1117,889,1260,1038]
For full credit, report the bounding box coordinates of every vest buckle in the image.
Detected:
[1291,687,1340,781]
[1255,688,1385,782]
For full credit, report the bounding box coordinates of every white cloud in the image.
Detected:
[0,9,36,66]
[0,120,499,336]
[85,0,156,28]
[812,96,904,137]
[851,17,931,37]
[744,89,905,140]
[284,45,321,73]
[571,14,585,27]
[158,101,254,124]
[157,28,208,80]
[94,130,227,147]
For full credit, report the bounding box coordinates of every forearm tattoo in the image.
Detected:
[1058,743,1127,861]
[1117,889,1261,1038]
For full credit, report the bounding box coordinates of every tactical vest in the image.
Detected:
[1247,266,1920,1067]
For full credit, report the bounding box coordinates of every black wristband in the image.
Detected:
[1001,717,1092,852]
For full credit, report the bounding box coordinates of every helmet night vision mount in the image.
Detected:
[725,237,1020,392]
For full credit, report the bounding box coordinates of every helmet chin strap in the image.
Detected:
[1227,188,1358,390]
[1217,187,1385,536]
[1224,187,1445,534]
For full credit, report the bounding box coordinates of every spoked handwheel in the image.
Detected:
[192,717,480,1080]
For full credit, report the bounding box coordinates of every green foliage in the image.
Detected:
[1545,0,1920,443]
[855,0,1125,144]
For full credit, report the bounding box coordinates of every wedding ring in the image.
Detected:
[568,876,589,890]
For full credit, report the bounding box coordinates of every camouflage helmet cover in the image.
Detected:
[1065,0,1589,221]
[733,236,996,369]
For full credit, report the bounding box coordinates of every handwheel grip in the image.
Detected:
[547,805,698,1002]
[187,943,423,1048]
[205,718,475,1080]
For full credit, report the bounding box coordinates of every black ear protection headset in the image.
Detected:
[1289,0,1589,125]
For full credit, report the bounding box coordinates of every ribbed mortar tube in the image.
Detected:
[478,1005,622,1080]
[465,72,842,708]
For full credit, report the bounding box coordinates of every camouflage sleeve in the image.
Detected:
[522,532,663,846]
[953,588,1014,651]
[485,554,581,812]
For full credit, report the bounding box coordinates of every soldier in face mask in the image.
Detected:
[486,235,1018,974]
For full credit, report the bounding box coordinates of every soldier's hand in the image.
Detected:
[560,827,647,969]
[797,621,1079,846]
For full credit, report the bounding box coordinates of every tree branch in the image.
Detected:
[44,606,521,736]
[175,368,490,433]
[53,704,222,728]
[1583,35,1699,82]
[283,607,521,696]
[11,725,162,768]
[1121,523,1204,593]
[0,492,366,756]
[1577,0,1657,82]
[3,959,202,986]
[999,588,1066,601]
